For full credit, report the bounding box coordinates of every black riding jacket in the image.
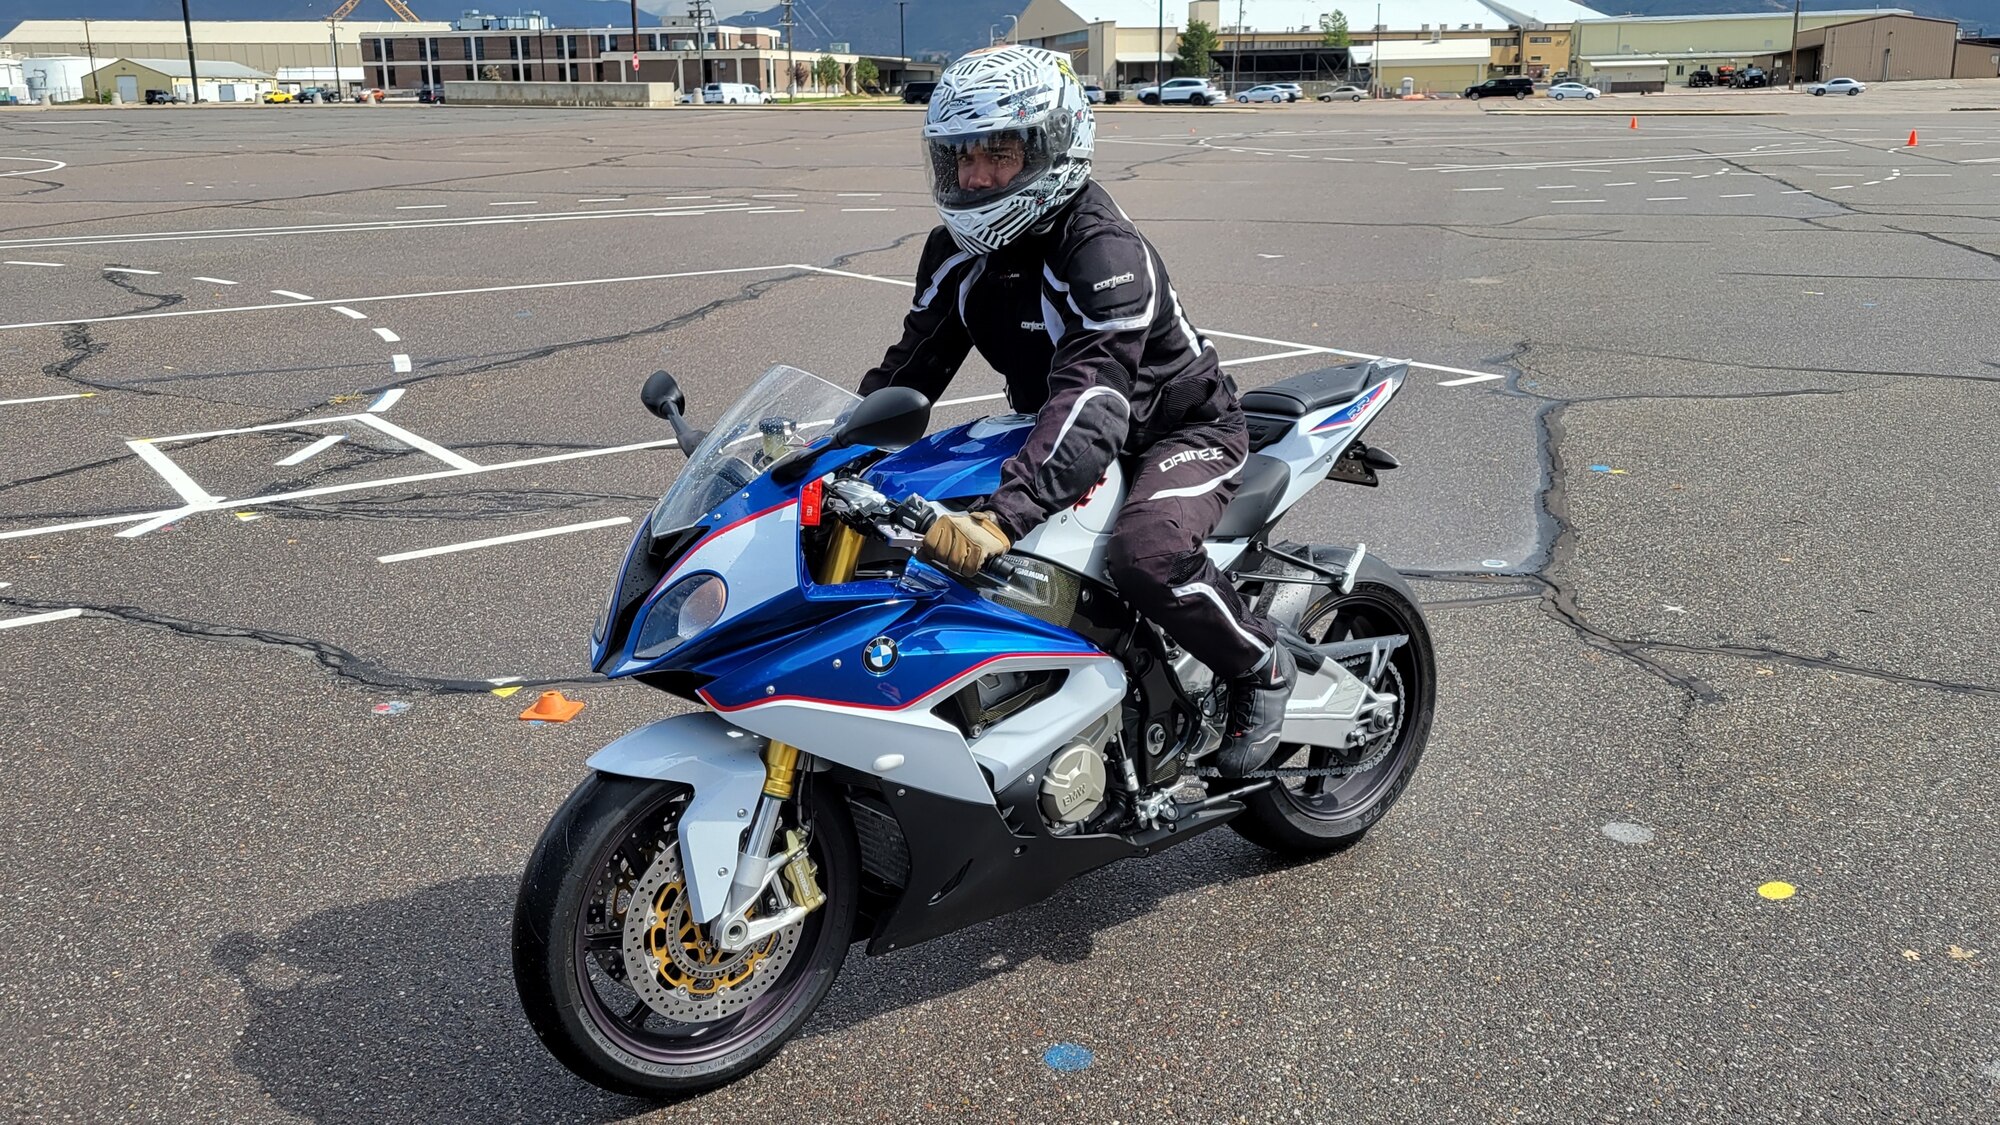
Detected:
[859,182,1237,541]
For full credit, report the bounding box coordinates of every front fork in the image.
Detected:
[711,523,864,950]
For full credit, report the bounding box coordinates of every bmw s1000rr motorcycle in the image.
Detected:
[513,361,1435,1096]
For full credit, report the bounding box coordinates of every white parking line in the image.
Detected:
[1219,347,1324,368]
[836,193,883,198]
[1437,373,1506,387]
[841,207,896,212]
[4,260,64,267]
[127,440,225,507]
[331,306,368,319]
[369,388,405,412]
[0,608,84,632]
[391,354,412,373]
[1456,187,1504,192]
[104,266,160,275]
[0,392,95,407]
[1604,182,1637,187]
[271,290,315,301]
[1646,196,1688,201]
[1535,184,1578,189]
[490,200,540,207]
[276,434,344,466]
[378,516,632,564]
[396,204,447,210]
[372,327,400,342]
[752,193,799,199]
[577,197,626,203]
[191,276,238,285]
[1721,193,1756,198]
[1550,199,1605,204]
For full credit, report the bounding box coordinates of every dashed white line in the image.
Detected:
[1720,193,1755,198]
[1551,199,1605,204]
[1828,185,1853,191]
[841,207,896,212]
[577,197,625,203]
[369,387,405,412]
[490,200,541,207]
[276,434,344,466]
[1535,184,1578,190]
[371,327,401,342]
[271,289,315,301]
[331,306,368,319]
[391,354,412,373]
[395,204,447,210]
[4,260,64,267]
[1652,178,1681,184]
[837,193,884,198]
[377,516,632,564]
[191,276,238,285]
[1604,182,1637,187]
[1456,187,1504,192]
[1646,196,1688,202]
[658,195,713,201]
[0,392,95,407]
[0,608,84,632]
[751,193,799,199]
[747,208,807,214]
[104,266,160,275]
[1781,189,1811,194]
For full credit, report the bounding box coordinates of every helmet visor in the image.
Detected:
[924,119,1073,211]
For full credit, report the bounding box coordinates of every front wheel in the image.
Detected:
[1585,92,1597,100]
[512,773,859,1098]
[1813,88,1826,96]
[1231,577,1437,855]
[1552,93,1564,100]
[1847,88,1859,96]
[1191,94,1208,106]
[1238,95,1250,103]
[1141,93,1159,105]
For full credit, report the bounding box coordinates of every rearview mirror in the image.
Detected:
[640,370,687,421]
[831,386,931,452]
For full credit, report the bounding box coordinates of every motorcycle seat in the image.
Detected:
[1238,362,1375,419]
[1211,454,1291,540]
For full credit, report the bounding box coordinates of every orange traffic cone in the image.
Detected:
[1629,116,1638,130]
[519,690,585,723]
[1907,129,1918,147]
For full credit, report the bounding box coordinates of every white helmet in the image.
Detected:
[922,45,1096,255]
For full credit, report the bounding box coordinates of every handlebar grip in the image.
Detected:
[893,494,936,534]
[984,553,1026,579]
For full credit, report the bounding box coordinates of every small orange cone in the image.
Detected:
[1907,129,1918,147]
[1629,116,1638,130]
[519,690,585,723]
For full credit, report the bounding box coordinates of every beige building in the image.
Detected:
[1570,9,1965,89]
[0,19,454,81]
[1785,14,1962,84]
[83,57,275,104]
[1956,37,2000,79]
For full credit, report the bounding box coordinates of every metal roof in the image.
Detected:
[107,57,275,80]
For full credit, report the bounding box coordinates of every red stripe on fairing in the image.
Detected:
[699,652,1111,715]
[658,498,798,591]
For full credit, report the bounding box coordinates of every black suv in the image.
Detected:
[143,88,182,104]
[417,86,447,104]
[901,81,937,105]
[1463,76,1535,100]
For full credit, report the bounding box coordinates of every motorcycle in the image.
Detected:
[512,360,1437,1096]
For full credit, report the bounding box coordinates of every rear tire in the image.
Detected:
[1230,578,1436,855]
[1191,94,1208,106]
[1141,93,1159,105]
[513,773,859,1098]
[1813,88,1826,96]
[1514,90,1527,100]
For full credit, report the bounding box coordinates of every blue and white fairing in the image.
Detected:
[587,367,1124,807]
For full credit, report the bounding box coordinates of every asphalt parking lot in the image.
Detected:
[3,89,1998,1122]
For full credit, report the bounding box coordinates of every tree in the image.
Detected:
[855,57,880,91]
[1320,11,1350,49]
[790,60,809,93]
[811,54,842,91]
[1177,20,1220,78]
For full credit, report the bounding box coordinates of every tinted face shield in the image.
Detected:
[925,117,1074,211]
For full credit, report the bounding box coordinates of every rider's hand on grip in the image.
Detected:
[918,511,1010,578]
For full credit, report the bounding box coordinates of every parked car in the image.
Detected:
[262,90,293,103]
[143,88,183,104]
[292,87,333,104]
[1731,66,1768,88]
[1463,76,1535,100]
[1318,84,1369,102]
[351,87,385,103]
[1136,76,1224,105]
[1547,81,1600,100]
[416,86,446,104]
[1083,84,1106,104]
[1273,82,1304,101]
[703,82,766,104]
[901,81,937,104]
[1808,77,1866,96]
[1688,68,1715,88]
[1237,84,1291,103]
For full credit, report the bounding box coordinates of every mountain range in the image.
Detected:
[5,1,1996,57]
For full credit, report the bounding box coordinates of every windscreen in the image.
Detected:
[647,365,858,537]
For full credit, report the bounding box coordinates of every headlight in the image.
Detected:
[633,574,728,661]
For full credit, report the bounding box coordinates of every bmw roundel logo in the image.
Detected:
[863,636,899,675]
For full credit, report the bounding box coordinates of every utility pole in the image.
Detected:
[1158,0,1165,84]
[82,17,100,102]
[897,1,907,60]
[328,17,340,100]
[782,0,795,101]
[630,0,641,80]
[1231,0,1244,93]
[688,1,712,90]
[1787,0,1802,89]
[180,0,201,103]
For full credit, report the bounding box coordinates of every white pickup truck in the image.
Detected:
[1136,77,1225,106]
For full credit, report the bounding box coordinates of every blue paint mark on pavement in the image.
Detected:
[1043,1043,1094,1071]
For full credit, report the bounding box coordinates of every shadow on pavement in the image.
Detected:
[215,844,1296,1121]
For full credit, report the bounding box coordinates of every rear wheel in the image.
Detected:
[1230,580,1436,855]
[1141,93,1159,105]
[1191,94,1208,106]
[1514,90,1527,100]
[513,773,858,1098]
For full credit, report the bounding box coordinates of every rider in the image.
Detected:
[859,45,1293,776]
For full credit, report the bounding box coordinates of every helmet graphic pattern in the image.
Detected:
[923,45,1096,255]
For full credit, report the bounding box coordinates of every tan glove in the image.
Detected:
[918,512,1010,578]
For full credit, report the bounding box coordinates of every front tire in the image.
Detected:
[1231,577,1436,855]
[1191,94,1208,106]
[513,773,859,1098]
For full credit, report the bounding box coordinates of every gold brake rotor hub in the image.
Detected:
[618,844,802,1022]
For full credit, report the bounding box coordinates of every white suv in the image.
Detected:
[1137,77,1224,106]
